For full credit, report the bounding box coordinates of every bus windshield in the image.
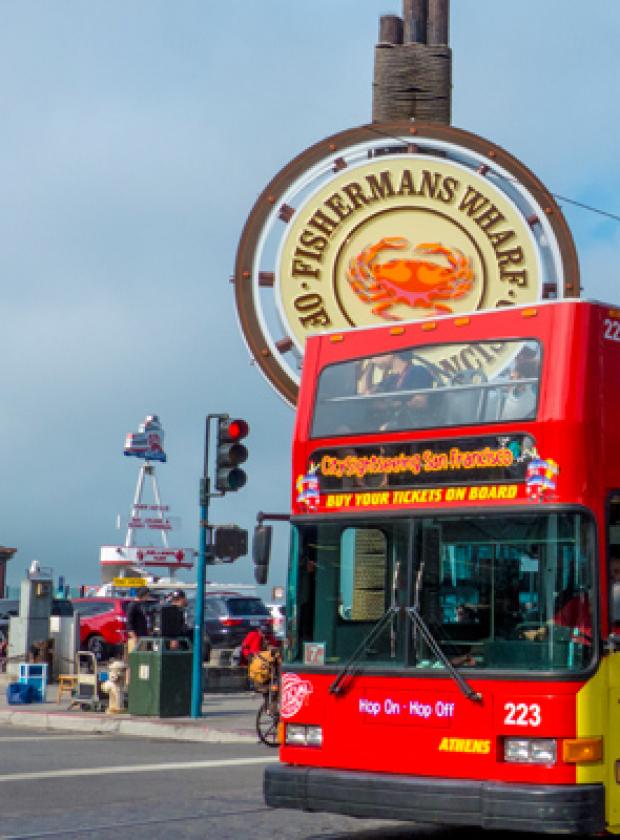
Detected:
[311,338,541,437]
[290,510,595,673]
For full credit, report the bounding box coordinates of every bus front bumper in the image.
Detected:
[265,764,604,834]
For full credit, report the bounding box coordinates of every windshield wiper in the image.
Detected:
[328,605,482,703]
[329,606,397,696]
[406,606,482,703]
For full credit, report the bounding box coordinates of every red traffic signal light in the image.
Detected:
[215,417,249,493]
[220,418,249,442]
[224,418,250,440]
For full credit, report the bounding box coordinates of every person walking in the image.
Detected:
[166,589,192,648]
[126,586,151,654]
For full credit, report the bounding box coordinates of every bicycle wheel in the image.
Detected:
[256,700,279,747]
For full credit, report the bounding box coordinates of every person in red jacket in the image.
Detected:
[240,627,266,665]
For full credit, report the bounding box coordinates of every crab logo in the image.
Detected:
[347,236,475,320]
[280,673,313,719]
[296,462,320,509]
[526,450,559,501]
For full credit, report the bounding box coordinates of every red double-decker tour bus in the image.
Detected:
[262,299,620,834]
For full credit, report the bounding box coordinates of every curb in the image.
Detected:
[0,709,259,744]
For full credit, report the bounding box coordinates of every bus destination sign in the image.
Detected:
[295,435,560,513]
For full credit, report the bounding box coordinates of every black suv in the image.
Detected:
[202,593,273,653]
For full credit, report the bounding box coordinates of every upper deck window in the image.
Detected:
[311,339,541,437]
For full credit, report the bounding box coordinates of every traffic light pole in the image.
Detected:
[191,412,248,718]
[191,416,214,718]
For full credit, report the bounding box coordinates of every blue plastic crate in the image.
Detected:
[22,679,46,702]
[6,682,35,704]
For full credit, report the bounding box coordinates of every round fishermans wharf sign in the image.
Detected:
[234,121,579,406]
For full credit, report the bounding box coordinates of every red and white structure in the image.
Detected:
[100,415,195,583]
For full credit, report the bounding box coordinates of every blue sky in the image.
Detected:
[2,1,619,596]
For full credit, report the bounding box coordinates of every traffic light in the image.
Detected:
[215,417,249,493]
[213,525,248,562]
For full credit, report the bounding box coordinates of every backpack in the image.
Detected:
[248,650,273,688]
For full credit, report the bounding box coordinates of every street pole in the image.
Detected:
[373,0,451,125]
[191,417,210,718]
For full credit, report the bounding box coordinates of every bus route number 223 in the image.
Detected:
[504,702,542,727]
[604,318,620,342]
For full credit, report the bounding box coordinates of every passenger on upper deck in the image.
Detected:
[357,353,395,394]
[359,351,436,428]
[500,345,540,421]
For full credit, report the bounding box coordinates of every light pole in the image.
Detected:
[191,417,211,718]
[190,413,249,718]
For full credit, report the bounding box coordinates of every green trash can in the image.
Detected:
[128,637,192,717]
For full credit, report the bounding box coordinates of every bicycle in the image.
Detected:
[249,648,281,747]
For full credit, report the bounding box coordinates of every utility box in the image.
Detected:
[7,571,54,678]
[128,637,192,717]
[49,602,79,680]
[21,576,53,619]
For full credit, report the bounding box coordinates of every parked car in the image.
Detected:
[71,597,132,662]
[201,593,274,658]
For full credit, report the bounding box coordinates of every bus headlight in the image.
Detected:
[285,725,307,745]
[504,738,556,764]
[285,724,323,747]
[306,726,323,747]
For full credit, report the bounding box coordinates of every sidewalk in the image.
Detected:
[0,673,263,744]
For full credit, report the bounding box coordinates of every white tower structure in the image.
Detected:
[99,416,195,586]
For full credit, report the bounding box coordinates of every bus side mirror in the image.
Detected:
[252,524,272,585]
